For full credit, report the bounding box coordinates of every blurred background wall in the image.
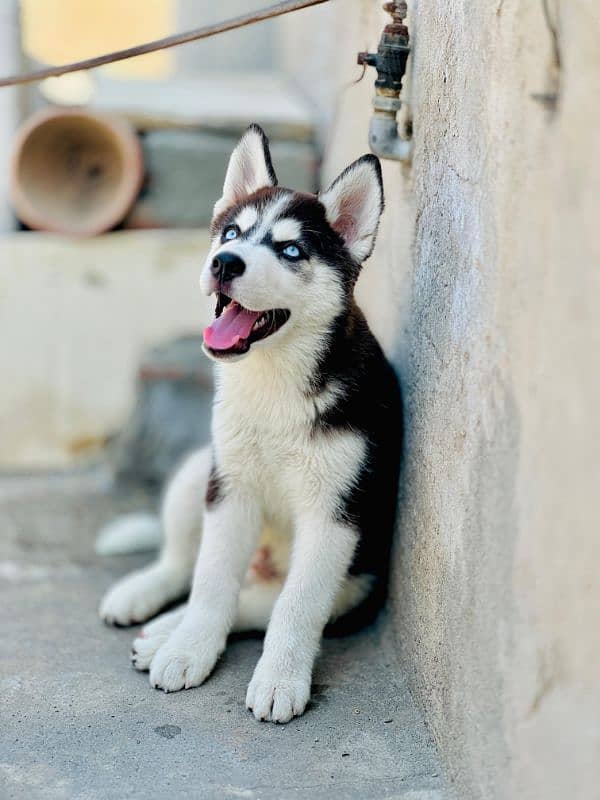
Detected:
[21,0,175,78]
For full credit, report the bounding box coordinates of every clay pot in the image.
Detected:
[10,107,144,236]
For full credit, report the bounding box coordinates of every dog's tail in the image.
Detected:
[95,512,162,556]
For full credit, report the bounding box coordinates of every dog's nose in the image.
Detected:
[211,252,246,283]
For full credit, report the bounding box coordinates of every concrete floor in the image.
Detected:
[1,470,452,800]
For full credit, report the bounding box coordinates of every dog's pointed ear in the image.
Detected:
[213,124,278,217]
[319,155,384,263]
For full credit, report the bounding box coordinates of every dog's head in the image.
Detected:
[200,124,384,362]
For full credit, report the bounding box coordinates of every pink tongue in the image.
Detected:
[203,302,261,351]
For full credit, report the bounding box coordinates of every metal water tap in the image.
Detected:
[358,1,412,162]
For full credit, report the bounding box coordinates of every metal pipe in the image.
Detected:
[0,0,330,89]
[358,2,412,163]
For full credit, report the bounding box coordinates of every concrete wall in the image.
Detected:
[0,231,213,467]
[176,0,275,73]
[300,1,599,798]
[21,0,174,79]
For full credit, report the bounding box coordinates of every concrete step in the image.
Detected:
[91,73,315,142]
[110,335,213,486]
[0,475,454,800]
[127,130,318,229]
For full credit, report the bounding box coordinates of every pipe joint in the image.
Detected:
[368,112,412,163]
[357,2,412,163]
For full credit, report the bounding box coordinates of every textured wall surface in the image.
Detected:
[299,2,600,798]
[0,231,213,466]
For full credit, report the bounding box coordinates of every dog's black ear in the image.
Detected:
[213,124,278,217]
[318,155,384,262]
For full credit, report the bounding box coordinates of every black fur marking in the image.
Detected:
[324,582,385,637]
[254,232,305,271]
[211,188,370,288]
[210,186,291,239]
[283,192,364,288]
[212,133,383,286]
[205,464,224,507]
[310,302,403,628]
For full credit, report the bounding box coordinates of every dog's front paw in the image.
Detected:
[131,605,187,671]
[246,657,311,723]
[149,622,225,692]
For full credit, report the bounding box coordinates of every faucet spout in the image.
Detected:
[369,113,412,163]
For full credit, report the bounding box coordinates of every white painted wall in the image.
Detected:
[0,231,213,466]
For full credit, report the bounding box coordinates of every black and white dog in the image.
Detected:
[100,124,402,723]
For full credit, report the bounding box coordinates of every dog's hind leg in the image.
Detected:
[233,580,282,633]
[100,446,211,626]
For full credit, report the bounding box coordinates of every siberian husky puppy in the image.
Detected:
[100,124,402,723]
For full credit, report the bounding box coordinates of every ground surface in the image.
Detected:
[1,469,452,800]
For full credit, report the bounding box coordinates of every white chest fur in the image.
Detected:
[212,353,366,530]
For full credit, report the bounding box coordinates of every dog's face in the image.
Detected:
[200,125,384,362]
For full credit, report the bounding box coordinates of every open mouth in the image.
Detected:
[203,292,290,358]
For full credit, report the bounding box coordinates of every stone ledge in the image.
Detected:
[91,73,315,142]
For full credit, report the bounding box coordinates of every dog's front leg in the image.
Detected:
[149,490,262,692]
[246,514,357,723]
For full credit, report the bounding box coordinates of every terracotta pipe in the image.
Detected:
[10,107,143,236]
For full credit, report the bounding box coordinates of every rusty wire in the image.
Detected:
[0,0,330,89]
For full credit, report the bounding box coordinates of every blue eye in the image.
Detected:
[223,226,239,241]
[282,243,301,259]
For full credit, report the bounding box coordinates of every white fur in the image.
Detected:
[132,606,187,671]
[99,449,209,625]
[95,513,161,556]
[99,562,188,627]
[271,217,301,242]
[312,380,345,418]
[131,579,285,672]
[213,127,275,217]
[100,131,386,723]
[234,205,258,232]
